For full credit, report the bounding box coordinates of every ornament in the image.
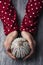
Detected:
[11,38,31,58]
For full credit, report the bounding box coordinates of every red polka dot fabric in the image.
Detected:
[0,0,43,35]
[0,0,19,35]
[20,0,43,35]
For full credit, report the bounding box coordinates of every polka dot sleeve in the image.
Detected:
[20,0,43,35]
[0,0,19,35]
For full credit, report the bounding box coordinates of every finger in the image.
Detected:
[23,49,33,61]
[30,35,36,48]
[6,51,17,60]
[23,55,30,61]
[27,35,36,49]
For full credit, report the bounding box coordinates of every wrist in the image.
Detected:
[7,31,18,38]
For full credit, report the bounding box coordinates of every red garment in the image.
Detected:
[20,0,43,35]
[0,0,19,35]
[0,0,43,35]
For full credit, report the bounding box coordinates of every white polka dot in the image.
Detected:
[7,18,9,20]
[1,17,4,19]
[10,9,12,12]
[0,1,1,3]
[37,11,38,13]
[21,26,23,27]
[25,19,27,21]
[36,7,38,10]
[25,22,27,24]
[14,18,15,20]
[30,4,33,6]
[31,8,33,10]
[30,0,32,2]
[14,27,15,29]
[34,0,36,1]
[10,25,12,27]
[4,16,6,19]
[8,24,9,26]
[32,12,34,14]
[23,29,25,31]
[38,2,40,4]
[11,20,14,23]
[4,20,5,22]
[42,1,43,3]
[8,4,10,6]
[29,30,31,32]
[30,24,33,26]
[8,29,10,32]
[29,20,31,23]
[32,29,34,31]
[3,6,5,8]
[7,8,9,9]
[1,11,4,13]
[4,2,6,5]
[34,3,37,5]
[40,6,42,8]
[5,12,7,14]
[30,16,32,18]
[13,21,14,23]
[28,10,30,12]
[9,13,11,16]
[26,28,28,30]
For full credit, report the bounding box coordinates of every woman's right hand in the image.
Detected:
[21,31,36,60]
[4,31,18,60]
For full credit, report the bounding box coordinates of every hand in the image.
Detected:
[4,31,18,60]
[21,31,36,60]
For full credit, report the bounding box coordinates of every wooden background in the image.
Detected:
[0,0,43,65]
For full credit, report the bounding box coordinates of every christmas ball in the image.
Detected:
[11,38,30,58]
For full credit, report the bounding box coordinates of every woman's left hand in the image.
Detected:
[4,31,18,60]
[21,31,36,61]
